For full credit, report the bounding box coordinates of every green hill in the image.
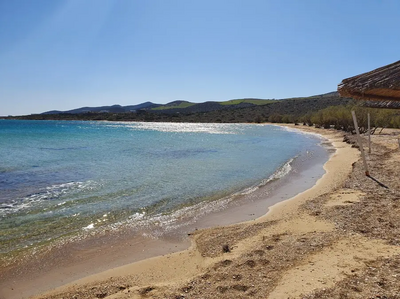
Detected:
[151,100,196,110]
[8,91,353,123]
[219,98,276,106]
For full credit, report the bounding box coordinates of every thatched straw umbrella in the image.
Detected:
[338,60,400,176]
[338,60,400,108]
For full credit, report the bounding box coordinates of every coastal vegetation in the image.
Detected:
[301,105,400,132]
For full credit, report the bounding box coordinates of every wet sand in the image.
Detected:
[7,125,400,298]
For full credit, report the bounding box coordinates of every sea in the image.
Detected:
[0,120,330,263]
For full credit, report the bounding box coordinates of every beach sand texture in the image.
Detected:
[24,126,400,298]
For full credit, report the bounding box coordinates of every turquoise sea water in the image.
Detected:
[0,120,325,258]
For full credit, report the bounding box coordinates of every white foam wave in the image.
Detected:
[261,158,294,185]
[217,158,294,199]
[129,212,146,221]
[83,223,94,230]
[0,180,100,216]
[104,158,296,237]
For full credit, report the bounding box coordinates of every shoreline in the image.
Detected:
[26,124,364,299]
[0,124,332,299]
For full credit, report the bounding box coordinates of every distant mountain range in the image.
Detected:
[42,101,159,114]
[41,93,332,115]
[7,91,353,123]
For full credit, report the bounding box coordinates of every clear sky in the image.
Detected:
[1,0,399,116]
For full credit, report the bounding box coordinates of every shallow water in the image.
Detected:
[0,120,326,258]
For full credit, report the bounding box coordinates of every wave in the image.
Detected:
[0,180,100,217]
[95,157,296,237]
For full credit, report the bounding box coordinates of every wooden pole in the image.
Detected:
[352,111,369,176]
[368,113,371,153]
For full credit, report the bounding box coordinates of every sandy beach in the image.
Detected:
[6,124,400,298]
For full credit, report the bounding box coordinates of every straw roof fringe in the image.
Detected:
[359,100,400,110]
[338,60,400,102]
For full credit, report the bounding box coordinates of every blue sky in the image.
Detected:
[1,0,399,116]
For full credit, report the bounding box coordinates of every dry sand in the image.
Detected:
[27,125,400,298]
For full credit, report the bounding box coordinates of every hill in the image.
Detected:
[42,102,160,114]
[41,98,276,115]
[150,98,276,114]
[8,91,353,123]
